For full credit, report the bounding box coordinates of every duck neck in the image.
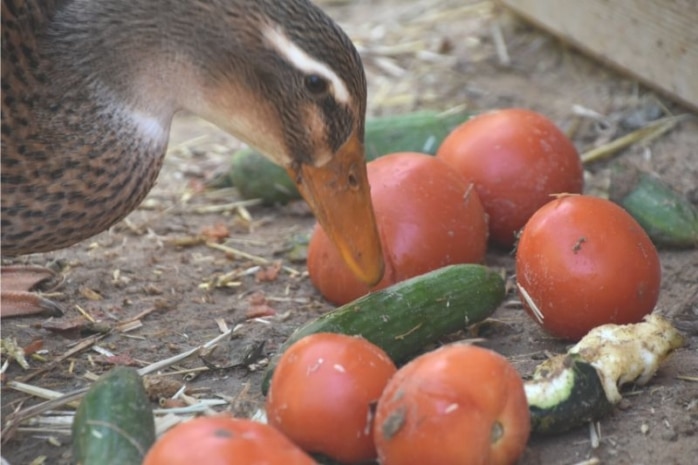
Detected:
[43,0,235,133]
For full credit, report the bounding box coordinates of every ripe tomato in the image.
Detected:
[516,195,661,340]
[437,108,583,247]
[308,152,488,304]
[374,343,530,465]
[142,415,314,465]
[266,333,397,464]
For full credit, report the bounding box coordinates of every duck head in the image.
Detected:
[186,2,384,286]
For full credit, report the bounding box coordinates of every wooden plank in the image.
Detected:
[497,0,698,111]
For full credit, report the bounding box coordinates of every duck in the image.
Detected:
[1,0,385,317]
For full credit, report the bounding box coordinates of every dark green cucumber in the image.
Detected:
[525,355,613,434]
[229,148,298,205]
[223,109,471,204]
[72,366,155,465]
[262,264,505,394]
[610,168,698,248]
[362,109,471,161]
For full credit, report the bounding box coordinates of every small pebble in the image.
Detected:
[660,428,678,442]
[617,398,632,410]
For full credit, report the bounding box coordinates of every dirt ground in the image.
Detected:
[2,1,697,464]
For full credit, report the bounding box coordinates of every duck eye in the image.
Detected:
[304,74,329,95]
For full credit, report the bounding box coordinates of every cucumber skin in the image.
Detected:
[527,356,613,434]
[618,173,698,248]
[228,110,471,204]
[363,110,471,161]
[72,367,155,465]
[229,148,298,205]
[262,264,505,394]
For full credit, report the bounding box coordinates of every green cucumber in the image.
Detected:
[362,109,471,161]
[223,109,471,204]
[229,147,299,205]
[72,366,155,465]
[610,167,698,248]
[262,264,505,394]
[525,355,613,434]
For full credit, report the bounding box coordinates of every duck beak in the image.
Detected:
[288,134,384,286]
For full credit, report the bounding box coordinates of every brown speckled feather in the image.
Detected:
[2,0,167,256]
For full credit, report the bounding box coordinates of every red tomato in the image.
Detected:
[516,195,661,340]
[437,108,583,247]
[374,343,530,465]
[142,415,314,465]
[266,333,397,464]
[308,152,488,304]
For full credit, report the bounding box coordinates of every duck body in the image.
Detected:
[1,0,384,287]
[2,0,169,255]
